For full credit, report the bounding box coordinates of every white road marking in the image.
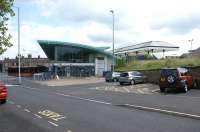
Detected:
[114,88,118,92]
[5,84,19,87]
[34,114,42,119]
[48,121,59,127]
[137,89,145,94]
[24,109,31,113]
[124,104,200,120]
[165,94,200,100]
[22,86,38,90]
[105,86,108,91]
[151,89,160,93]
[9,101,14,104]
[56,93,111,105]
[123,87,130,93]
[16,105,21,108]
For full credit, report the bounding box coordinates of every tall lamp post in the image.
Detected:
[188,39,194,52]
[110,10,115,72]
[14,6,21,84]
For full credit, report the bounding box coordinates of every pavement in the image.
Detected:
[35,77,105,86]
[0,74,200,132]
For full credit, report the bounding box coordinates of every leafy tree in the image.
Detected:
[0,0,15,55]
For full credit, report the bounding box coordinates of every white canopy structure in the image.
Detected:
[115,41,179,56]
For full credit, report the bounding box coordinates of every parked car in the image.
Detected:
[119,71,146,85]
[0,81,7,104]
[105,71,121,82]
[159,68,197,93]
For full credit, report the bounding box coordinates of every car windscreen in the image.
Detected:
[120,72,129,77]
[113,72,120,76]
[105,72,112,77]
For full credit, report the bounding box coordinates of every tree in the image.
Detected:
[0,0,15,55]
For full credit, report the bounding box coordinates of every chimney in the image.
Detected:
[28,54,32,58]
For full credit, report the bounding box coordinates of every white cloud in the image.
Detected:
[4,0,200,59]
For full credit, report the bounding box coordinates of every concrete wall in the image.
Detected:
[138,66,200,86]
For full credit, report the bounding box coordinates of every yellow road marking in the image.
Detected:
[38,110,66,121]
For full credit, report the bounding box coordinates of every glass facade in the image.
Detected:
[56,46,95,63]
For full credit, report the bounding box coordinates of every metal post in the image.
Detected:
[110,10,115,72]
[188,39,194,51]
[17,7,21,84]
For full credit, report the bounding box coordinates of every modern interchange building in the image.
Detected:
[38,40,113,77]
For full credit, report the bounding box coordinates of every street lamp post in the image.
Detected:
[188,39,194,51]
[110,10,115,72]
[14,6,21,84]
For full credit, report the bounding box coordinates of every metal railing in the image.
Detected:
[33,72,52,81]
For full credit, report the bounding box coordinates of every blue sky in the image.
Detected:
[3,0,200,58]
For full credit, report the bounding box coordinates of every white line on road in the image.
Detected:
[165,94,200,100]
[9,101,14,104]
[114,88,118,92]
[22,86,38,90]
[56,93,111,105]
[123,87,130,93]
[34,114,42,119]
[137,89,145,94]
[24,109,31,113]
[105,86,108,91]
[124,104,200,120]
[16,105,21,108]
[5,84,19,87]
[151,89,160,93]
[48,121,59,127]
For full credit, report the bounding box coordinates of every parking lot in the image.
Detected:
[90,83,160,95]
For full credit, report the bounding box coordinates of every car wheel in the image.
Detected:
[160,87,165,93]
[130,80,135,85]
[193,80,198,89]
[167,75,176,84]
[120,82,124,85]
[113,78,117,82]
[183,84,188,93]
[1,99,6,104]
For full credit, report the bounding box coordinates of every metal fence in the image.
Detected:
[33,72,52,81]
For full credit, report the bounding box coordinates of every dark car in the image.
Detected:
[105,72,121,82]
[0,81,7,104]
[159,68,197,93]
[119,71,146,85]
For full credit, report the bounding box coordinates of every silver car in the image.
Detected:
[119,71,146,85]
[105,72,121,82]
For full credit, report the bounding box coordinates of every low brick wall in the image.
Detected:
[138,66,200,86]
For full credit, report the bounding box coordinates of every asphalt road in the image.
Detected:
[1,76,200,132]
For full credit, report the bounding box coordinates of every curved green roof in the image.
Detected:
[37,40,112,57]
